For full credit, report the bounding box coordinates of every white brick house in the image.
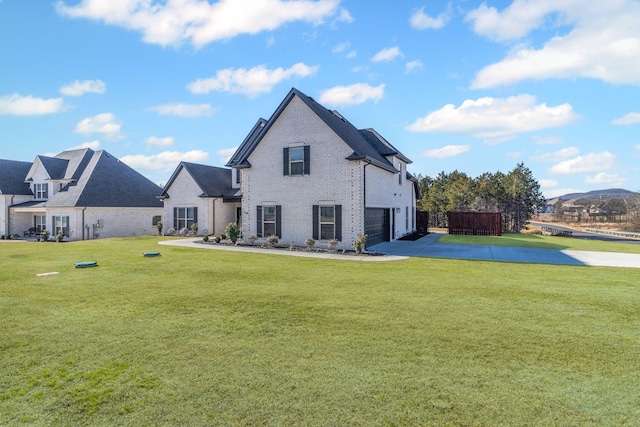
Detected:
[227,88,418,249]
[4,148,163,240]
[158,162,241,236]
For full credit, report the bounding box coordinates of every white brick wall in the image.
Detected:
[162,168,238,236]
[240,96,415,250]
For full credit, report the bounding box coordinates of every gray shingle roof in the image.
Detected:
[227,88,409,173]
[160,162,235,198]
[0,159,33,195]
[46,150,163,208]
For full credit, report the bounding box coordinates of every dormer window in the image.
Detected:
[34,183,48,199]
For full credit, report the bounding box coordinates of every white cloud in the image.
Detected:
[68,140,101,151]
[585,172,628,186]
[74,113,123,140]
[331,7,353,27]
[59,79,106,96]
[539,179,559,188]
[410,5,450,30]
[147,102,215,117]
[187,63,318,97]
[406,94,578,142]
[332,41,350,53]
[550,151,616,174]
[371,46,402,62]
[145,136,175,148]
[56,0,341,49]
[612,112,640,125]
[0,93,65,115]
[468,1,640,88]
[120,150,209,172]
[215,146,239,164]
[530,146,580,162]
[405,60,423,74]
[318,83,385,107]
[422,145,471,159]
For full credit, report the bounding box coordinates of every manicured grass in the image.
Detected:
[1,237,639,425]
[438,232,640,254]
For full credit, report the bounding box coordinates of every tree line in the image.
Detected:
[416,162,546,233]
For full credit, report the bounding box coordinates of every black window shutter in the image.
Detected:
[173,207,178,229]
[256,206,262,237]
[193,207,198,223]
[276,205,282,237]
[335,205,342,241]
[312,205,319,240]
[283,148,289,176]
[303,145,310,175]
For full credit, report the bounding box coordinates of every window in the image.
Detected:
[34,215,46,233]
[398,164,403,185]
[312,205,342,240]
[283,146,310,176]
[53,216,69,237]
[406,206,409,230]
[257,205,281,237]
[35,183,48,199]
[235,169,241,184]
[152,215,161,226]
[174,207,197,230]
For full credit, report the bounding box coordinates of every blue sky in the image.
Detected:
[1,0,639,198]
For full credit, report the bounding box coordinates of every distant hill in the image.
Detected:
[555,188,638,201]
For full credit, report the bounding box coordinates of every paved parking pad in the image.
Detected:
[369,232,640,268]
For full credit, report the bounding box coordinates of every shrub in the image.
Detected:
[266,235,279,246]
[56,231,64,242]
[180,228,189,236]
[305,237,315,250]
[225,222,240,244]
[41,229,49,241]
[247,234,258,245]
[353,233,367,254]
[166,228,175,236]
[215,235,221,243]
[156,221,163,236]
[191,222,198,236]
[328,238,339,250]
[202,234,209,242]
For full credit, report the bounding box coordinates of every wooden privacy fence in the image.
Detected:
[447,212,502,236]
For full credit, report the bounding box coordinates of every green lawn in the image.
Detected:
[438,232,640,254]
[1,237,639,426]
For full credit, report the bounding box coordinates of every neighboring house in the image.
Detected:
[0,159,34,237]
[158,162,241,236]
[6,148,163,240]
[226,87,418,249]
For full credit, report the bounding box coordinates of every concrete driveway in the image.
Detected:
[368,232,640,269]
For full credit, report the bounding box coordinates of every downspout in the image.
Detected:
[81,207,87,240]
[7,196,15,236]
[363,160,371,209]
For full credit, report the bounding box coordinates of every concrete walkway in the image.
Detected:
[368,232,640,269]
[159,239,408,262]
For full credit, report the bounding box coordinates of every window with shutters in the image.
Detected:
[35,215,46,233]
[257,205,281,238]
[283,146,310,176]
[175,207,197,230]
[53,216,69,237]
[35,183,48,199]
[313,205,342,241]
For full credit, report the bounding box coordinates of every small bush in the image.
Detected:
[305,237,315,250]
[191,223,199,236]
[165,228,175,236]
[354,233,367,254]
[215,235,221,243]
[156,221,163,236]
[328,238,339,250]
[247,234,258,245]
[56,231,64,242]
[180,228,189,236]
[225,223,240,244]
[266,235,279,246]
[202,234,209,242]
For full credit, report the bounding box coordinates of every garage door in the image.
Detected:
[364,208,390,247]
